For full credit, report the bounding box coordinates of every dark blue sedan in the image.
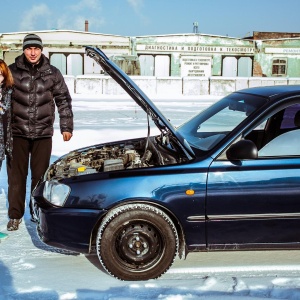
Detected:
[32,46,300,281]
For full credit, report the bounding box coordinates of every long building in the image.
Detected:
[1,30,300,78]
[1,30,300,96]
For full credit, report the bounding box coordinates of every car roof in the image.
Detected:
[234,85,300,100]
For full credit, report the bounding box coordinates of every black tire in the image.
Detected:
[96,203,178,281]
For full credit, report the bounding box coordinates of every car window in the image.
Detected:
[258,103,300,157]
[177,93,267,151]
[281,103,300,129]
[258,129,300,156]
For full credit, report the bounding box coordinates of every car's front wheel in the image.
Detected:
[96,203,179,281]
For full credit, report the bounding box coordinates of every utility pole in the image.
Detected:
[193,22,199,34]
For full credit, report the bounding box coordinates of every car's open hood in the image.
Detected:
[85,46,195,157]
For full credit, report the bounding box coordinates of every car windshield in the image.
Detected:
[177,93,267,151]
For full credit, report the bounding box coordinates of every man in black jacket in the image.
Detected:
[7,33,74,231]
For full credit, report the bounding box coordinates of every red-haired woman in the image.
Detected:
[0,59,14,241]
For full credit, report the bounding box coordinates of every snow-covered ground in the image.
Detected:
[1,95,300,299]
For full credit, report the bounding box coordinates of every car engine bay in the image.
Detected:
[46,136,187,180]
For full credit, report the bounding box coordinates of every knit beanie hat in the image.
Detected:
[23,34,43,51]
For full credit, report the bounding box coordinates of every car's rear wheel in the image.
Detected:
[96,203,178,281]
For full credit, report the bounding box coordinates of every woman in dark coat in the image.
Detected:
[0,59,14,240]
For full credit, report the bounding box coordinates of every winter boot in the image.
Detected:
[7,219,22,231]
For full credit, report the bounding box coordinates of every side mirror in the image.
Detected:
[226,139,258,160]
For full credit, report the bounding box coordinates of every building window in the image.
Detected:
[49,52,84,76]
[138,54,170,76]
[272,58,287,76]
[222,56,253,77]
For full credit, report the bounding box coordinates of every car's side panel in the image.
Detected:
[37,207,106,253]
[65,162,210,247]
[206,158,300,248]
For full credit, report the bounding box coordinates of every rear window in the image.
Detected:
[281,104,300,129]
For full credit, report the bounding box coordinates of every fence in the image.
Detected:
[64,75,300,97]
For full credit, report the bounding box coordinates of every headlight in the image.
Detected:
[43,180,71,206]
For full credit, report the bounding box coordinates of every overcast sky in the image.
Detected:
[1,0,300,38]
